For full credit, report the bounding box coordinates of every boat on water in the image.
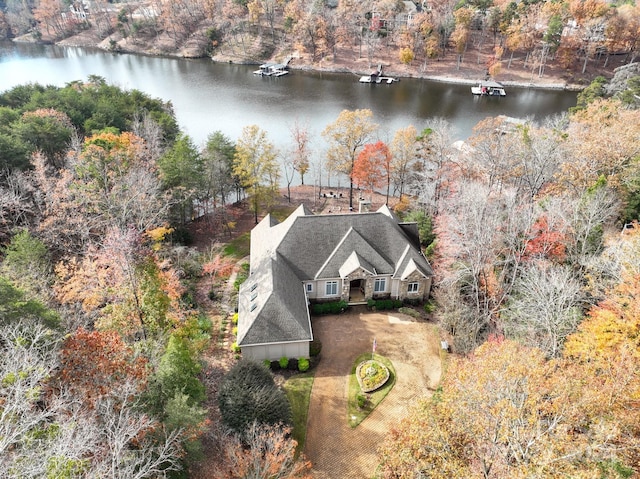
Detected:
[359,74,398,84]
[471,80,506,96]
[359,65,399,84]
[253,63,289,77]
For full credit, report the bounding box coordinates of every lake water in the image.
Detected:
[0,41,577,151]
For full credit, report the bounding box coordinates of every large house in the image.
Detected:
[237,204,433,361]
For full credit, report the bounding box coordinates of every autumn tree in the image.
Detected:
[353,141,392,203]
[214,422,312,479]
[559,98,640,193]
[410,119,457,215]
[379,337,637,478]
[322,109,378,210]
[55,226,180,339]
[233,125,280,224]
[58,328,149,405]
[289,120,310,186]
[74,131,170,234]
[390,125,418,200]
[33,0,71,38]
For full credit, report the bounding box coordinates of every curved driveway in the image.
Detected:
[304,311,442,479]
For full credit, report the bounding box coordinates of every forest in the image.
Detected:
[1,0,639,82]
[0,68,639,477]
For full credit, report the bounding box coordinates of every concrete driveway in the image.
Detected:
[304,310,442,479]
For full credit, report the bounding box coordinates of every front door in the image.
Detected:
[349,279,365,303]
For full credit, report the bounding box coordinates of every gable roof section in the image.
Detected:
[275,210,432,280]
[338,250,376,278]
[316,226,392,279]
[237,254,312,347]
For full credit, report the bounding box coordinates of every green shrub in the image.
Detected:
[424,300,436,314]
[310,340,322,357]
[279,356,289,369]
[232,326,238,336]
[399,307,421,318]
[356,392,367,409]
[232,312,239,324]
[311,300,348,315]
[298,358,310,372]
[263,359,271,369]
[368,299,403,311]
[231,342,241,353]
[217,359,292,434]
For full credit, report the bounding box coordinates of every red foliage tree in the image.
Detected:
[58,328,148,405]
[352,141,392,202]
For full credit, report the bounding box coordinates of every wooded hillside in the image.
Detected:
[1,0,639,84]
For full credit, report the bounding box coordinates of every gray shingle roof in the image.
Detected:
[316,227,392,278]
[276,209,432,280]
[238,205,432,347]
[237,254,312,347]
[338,251,376,278]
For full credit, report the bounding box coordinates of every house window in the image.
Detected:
[306,283,313,293]
[325,281,338,296]
[374,278,386,292]
[408,282,419,293]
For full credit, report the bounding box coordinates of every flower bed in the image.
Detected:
[356,359,390,393]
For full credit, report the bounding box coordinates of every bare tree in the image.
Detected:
[502,263,584,357]
[214,421,312,479]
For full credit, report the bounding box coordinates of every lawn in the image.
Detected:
[347,353,396,428]
[222,232,250,258]
[283,371,314,456]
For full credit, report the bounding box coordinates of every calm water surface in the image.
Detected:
[0,41,577,149]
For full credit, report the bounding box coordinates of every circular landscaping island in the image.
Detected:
[356,359,390,393]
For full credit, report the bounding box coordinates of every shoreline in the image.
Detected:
[9,35,583,92]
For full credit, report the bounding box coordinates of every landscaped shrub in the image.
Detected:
[218,359,292,435]
[231,342,241,353]
[424,300,436,314]
[368,299,403,311]
[356,392,367,409]
[270,360,281,370]
[310,340,322,357]
[232,326,238,336]
[398,307,422,319]
[232,313,239,324]
[311,300,348,315]
[263,359,271,369]
[288,358,298,370]
[279,356,289,369]
[403,298,421,306]
[298,358,310,372]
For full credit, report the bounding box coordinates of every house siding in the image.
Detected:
[242,341,310,361]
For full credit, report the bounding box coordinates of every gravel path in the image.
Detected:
[304,311,442,479]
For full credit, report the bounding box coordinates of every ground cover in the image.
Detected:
[283,371,315,455]
[348,353,396,428]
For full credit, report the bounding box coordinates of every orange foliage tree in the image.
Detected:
[379,335,638,478]
[352,141,392,202]
[58,328,148,405]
